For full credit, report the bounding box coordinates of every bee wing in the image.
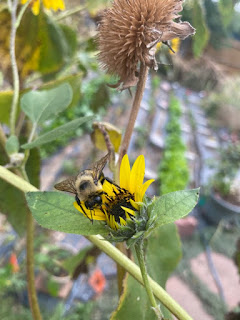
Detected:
[90,153,109,181]
[54,176,77,194]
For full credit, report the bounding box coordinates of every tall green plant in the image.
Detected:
[159,95,189,195]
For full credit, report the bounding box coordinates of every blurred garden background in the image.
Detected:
[0,0,240,319]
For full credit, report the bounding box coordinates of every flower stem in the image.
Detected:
[135,240,163,319]
[26,208,42,320]
[9,0,20,136]
[118,63,149,165]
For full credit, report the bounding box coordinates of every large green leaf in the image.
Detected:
[111,274,154,320]
[21,116,94,149]
[5,135,19,155]
[26,191,109,236]
[20,83,73,124]
[40,73,83,109]
[111,223,182,319]
[192,0,209,57]
[0,74,82,126]
[0,8,77,81]
[146,189,199,236]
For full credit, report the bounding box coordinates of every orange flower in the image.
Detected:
[9,253,19,273]
[89,269,106,294]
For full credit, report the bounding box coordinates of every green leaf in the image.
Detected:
[111,223,182,319]
[20,83,73,124]
[21,116,94,149]
[0,144,40,235]
[0,91,14,125]
[146,189,199,235]
[0,74,83,126]
[192,0,209,57]
[111,273,154,320]
[40,73,83,109]
[26,191,109,236]
[26,147,41,188]
[5,135,19,155]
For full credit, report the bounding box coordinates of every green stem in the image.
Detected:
[26,208,42,320]
[0,166,38,192]
[54,4,85,21]
[0,168,193,320]
[22,122,37,168]
[15,0,31,29]
[9,0,20,135]
[135,240,163,319]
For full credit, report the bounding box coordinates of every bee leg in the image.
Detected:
[76,195,93,223]
[90,210,93,224]
[75,195,81,206]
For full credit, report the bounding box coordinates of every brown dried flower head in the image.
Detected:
[97,0,195,90]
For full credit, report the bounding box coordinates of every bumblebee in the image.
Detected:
[54,154,109,217]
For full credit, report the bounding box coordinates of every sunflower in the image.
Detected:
[21,0,65,15]
[74,155,154,231]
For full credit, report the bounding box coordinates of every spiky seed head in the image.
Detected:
[97,0,195,90]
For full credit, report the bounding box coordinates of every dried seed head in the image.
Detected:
[97,0,195,90]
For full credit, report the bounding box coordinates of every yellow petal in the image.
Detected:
[129,155,145,194]
[119,216,127,226]
[91,208,107,220]
[139,179,155,201]
[32,0,40,15]
[125,211,130,220]
[120,154,131,190]
[102,180,115,197]
[130,199,139,210]
[121,206,136,216]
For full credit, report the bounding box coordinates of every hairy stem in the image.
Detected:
[116,63,149,293]
[9,0,20,135]
[118,63,149,165]
[135,240,163,319]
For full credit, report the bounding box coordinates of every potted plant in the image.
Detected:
[201,142,240,224]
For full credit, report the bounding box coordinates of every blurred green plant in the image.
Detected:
[212,142,240,198]
[202,76,240,132]
[35,245,72,277]
[158,95,189,195]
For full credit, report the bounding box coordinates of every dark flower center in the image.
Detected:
[105,190,135,223]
